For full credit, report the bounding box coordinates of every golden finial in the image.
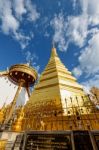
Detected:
[51,40,57,57]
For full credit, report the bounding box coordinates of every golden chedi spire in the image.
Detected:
[27,45,85,110]
[23,45,99,131]
[51,40,58,57]
[51,43,57,57]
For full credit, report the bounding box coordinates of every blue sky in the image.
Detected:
[0,0,99,93]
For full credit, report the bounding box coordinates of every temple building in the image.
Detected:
[0,46,99,150]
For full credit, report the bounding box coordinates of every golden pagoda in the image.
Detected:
[23,47,99,131]
[28,47,85,107]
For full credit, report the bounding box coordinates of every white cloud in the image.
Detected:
[14,32,31,49]
[23,50,40,72]
[73,32,99,78]
[67,15,88,47]
[72,67,82,78]
[25,51,38,63]
[79,33,99,75]
[72,0,77,9]
[51,13,88,51]
[80,0,99,15]
[80,0,99,25]
[0,0,19,34]
[0,0,39,49]
[13,0,40,22]
[82,75,99,93]
[13,0,26,19]
[25,0,40,22]
[51,13,68,51]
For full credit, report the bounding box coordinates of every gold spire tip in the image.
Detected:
[51,41,57,57]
